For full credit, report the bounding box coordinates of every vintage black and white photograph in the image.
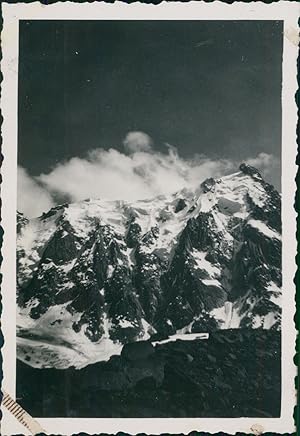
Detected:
[1,2,298,434]
[15,18,284,418]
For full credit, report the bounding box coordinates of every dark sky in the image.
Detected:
[18,20,283,183]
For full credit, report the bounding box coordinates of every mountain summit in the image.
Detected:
[17,164,281,369]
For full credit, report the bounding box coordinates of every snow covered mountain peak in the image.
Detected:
[17,165,281,369]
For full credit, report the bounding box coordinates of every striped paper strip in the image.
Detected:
[2,390,44,435]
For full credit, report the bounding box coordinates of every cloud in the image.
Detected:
[244,152,280,176]
[244,152,280,188]
[17,167,54,218]
[37,145,236,206]
[18,132,280,218]
[123,131,153,153]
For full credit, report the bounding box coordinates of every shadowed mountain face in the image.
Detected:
[17,329,281,418]
[16,164,281,369]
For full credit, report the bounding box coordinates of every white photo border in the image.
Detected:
[1,2,299,434]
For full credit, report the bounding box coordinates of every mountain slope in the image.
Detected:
[17,163,281,369]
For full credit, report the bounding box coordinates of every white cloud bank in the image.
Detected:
[18,167,54,218]
[17,131,280,218]
[123,131,153,153]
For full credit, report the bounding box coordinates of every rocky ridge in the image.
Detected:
[17,164,281,369]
